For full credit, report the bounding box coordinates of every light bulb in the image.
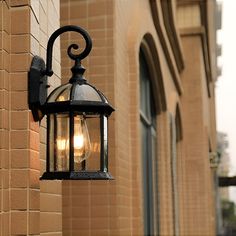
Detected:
[74,115,91,163]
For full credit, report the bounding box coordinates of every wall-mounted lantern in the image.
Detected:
[28,25,114,180]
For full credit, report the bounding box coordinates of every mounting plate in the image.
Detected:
[28,56,47,121]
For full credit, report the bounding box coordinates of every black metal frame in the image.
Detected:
[28,25,93,121]
[28,25,114,180]
[41,113,113,180]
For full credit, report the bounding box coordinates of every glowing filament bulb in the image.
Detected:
[74,115,91,163]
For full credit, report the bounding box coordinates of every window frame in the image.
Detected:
[139,49,159,236]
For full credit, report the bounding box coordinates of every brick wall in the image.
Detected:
[0,0,218,235]
[60,1,117,235]
[59,0,180,235]
[180,35,216,235]
[0,0,62,235]
[0,1,10,234]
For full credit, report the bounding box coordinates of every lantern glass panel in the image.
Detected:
[74,114,101,171]
[47,84,72,102]
[73,84,103,101]
[49,113,70,171]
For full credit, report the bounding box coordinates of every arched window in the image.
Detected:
[139,49,158,236]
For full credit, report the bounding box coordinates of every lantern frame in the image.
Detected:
[28,25,114,180]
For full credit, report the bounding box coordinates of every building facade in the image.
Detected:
[0,0,219,235]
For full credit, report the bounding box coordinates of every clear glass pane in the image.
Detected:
[47,84,72,102]
[73,115,91,168]
[56,85,71,101]
[139,51,152,120]
[49,114,55,170]
[50,113,70,171]
[74,114,101,171]
[73,84,102,101]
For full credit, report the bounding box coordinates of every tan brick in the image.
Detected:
[0,90,9,110]
[39,143,46,163]
[0,130,9,149]
[29,169,40,189]
[40,159,46,176]
[0,3,2,31]
[3,50,10,72]
[3,1,10,34]
[11,149,29,168]
[11,34,30,53]
[11,130,28,149]
[11,211,27,235]
[29,112,40,132]
[2,213,10,236]
[90,218,109,230]
[2,151,10,169]
[70,2,87,19]
[71,206,89,218]
[29,130,39,151]
[29,189,40,210]
[0,110,9,129]
[11,169,28,188]
[0,70,4,88]
[29,211,40,234]
[72,218,90,231]
[11,111,28,130]
[3,31,10,53]
[10,53,31,72]
[40,193,62,212]
[11,6,30,34]
[11,189,27,210]
[11,91,28,110]
[60,3,69,21]
[2,189,9,211]
[88,18,106,30]
[40,212,62,233]
[29,150,40,170]
[40,126,46,144]
[2,170,9,189]
[10,72,27,91]
[88,1,107,17]
[40,181,62,194]
[10,0,29,6]
[91,230,109,236]
[0,51,4,70]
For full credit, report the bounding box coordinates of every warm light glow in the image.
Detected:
[74,115,91,163]
[74,134,84,149]
[57,138,66,150]
[55,116,91,166]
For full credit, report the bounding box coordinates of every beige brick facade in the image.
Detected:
[0,0,218,235]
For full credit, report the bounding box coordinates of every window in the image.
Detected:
[139,49,158,236]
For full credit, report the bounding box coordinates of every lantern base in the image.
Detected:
[40,171,114,180]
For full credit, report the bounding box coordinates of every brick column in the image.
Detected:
[180,35,216,235]
[0,0,62,235]
[0,1,11,235]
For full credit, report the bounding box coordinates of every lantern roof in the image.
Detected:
[42,81,114,116]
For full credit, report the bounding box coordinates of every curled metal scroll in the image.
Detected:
[44,25,92,76]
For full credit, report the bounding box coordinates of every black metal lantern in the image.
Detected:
[28,25,114,180]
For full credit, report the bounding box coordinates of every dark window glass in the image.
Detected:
[139,50,159,236]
